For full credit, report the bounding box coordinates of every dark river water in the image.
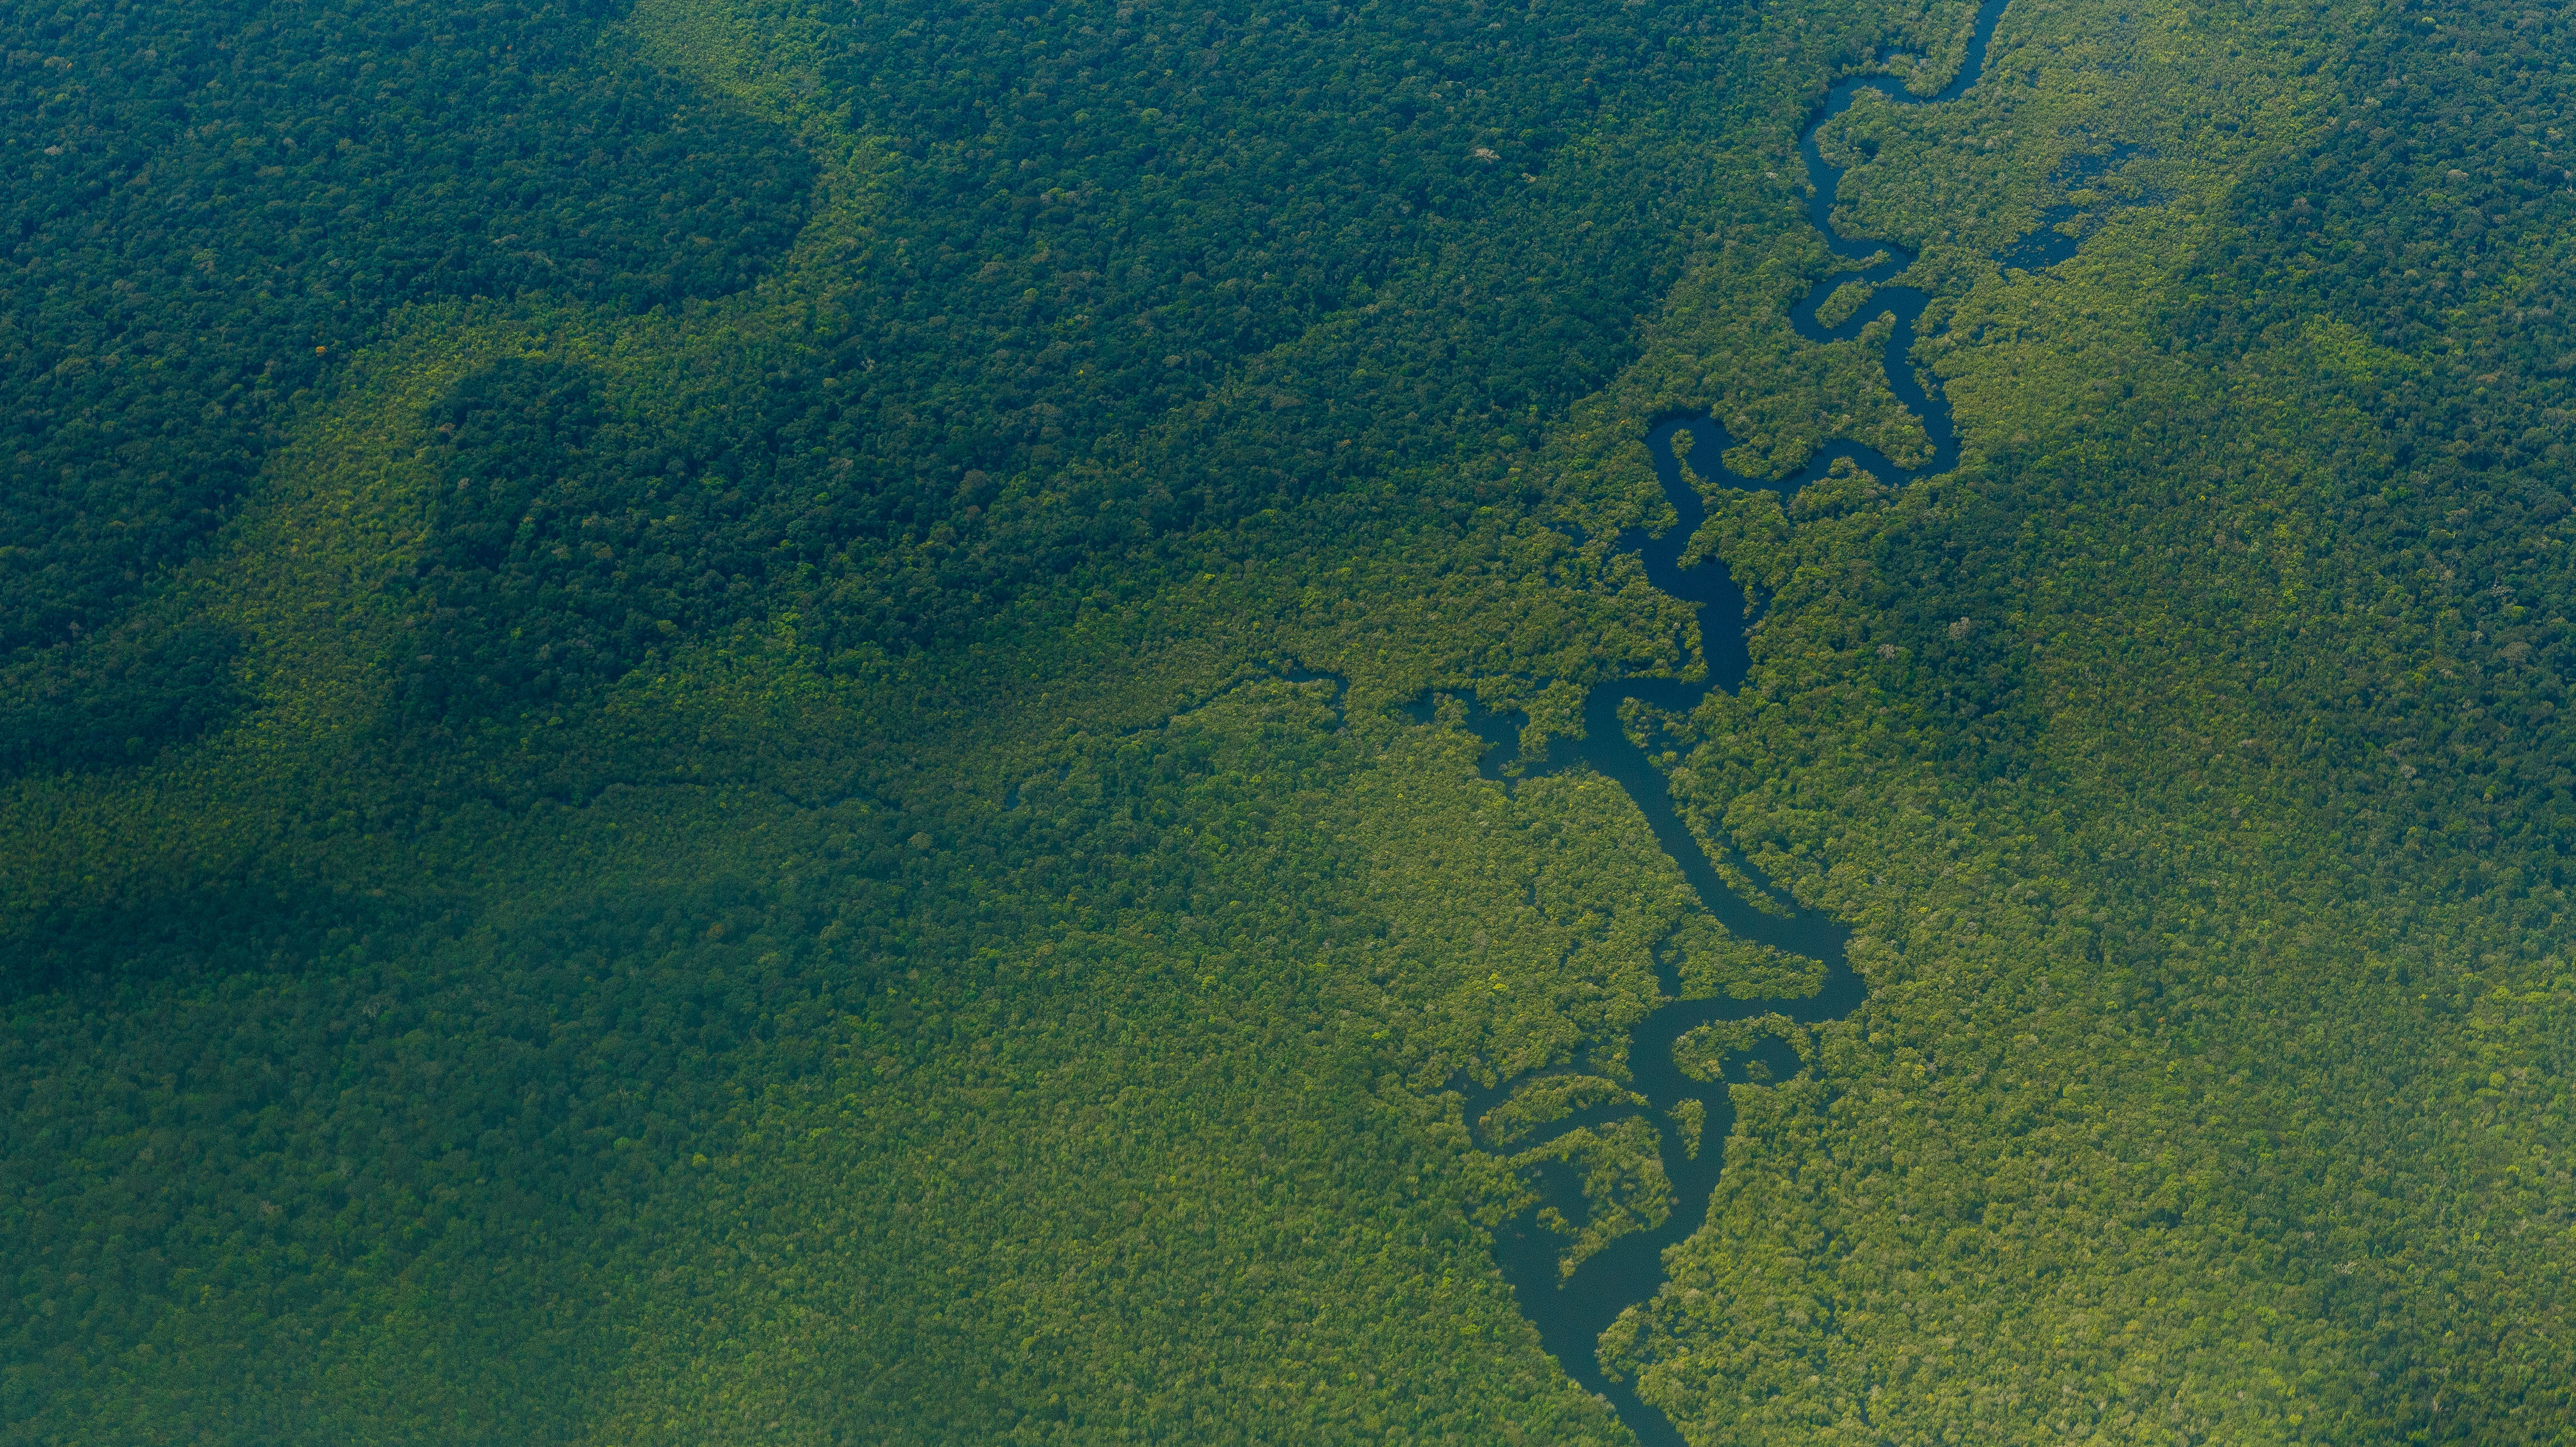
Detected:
[1436,2,2014,1440]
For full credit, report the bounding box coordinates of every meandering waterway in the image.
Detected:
[1442,3,2014,1441]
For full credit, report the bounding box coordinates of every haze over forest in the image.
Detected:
[3,0,2574,1440]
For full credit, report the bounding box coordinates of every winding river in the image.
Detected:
[1441,3,2013,1441]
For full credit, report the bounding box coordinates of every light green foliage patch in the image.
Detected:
[1665,917,1829,1001]
[1479,1076,1650,1150]
[1673,1017,1814,1084]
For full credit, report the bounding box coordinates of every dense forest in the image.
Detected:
[5,0,2575,1440]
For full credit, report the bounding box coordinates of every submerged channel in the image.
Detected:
[1444,2,2013,1441]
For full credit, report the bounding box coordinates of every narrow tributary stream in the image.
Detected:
[1441,4,2014,1441]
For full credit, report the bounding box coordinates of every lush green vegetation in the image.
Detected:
[6,0,2576,1441]
[0,0,812,673]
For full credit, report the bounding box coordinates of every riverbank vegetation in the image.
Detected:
[6,0,2574,1441]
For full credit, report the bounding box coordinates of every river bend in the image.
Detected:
[1444,3,2012,1441]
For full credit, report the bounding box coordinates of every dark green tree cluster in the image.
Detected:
[0,619,241,777]
[0,829,867,1440]
[667,0,1785,657]
[168,0,1852,730]
[2196,0,2576,872]
[0,0,812,767]
[392,357,775,729]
